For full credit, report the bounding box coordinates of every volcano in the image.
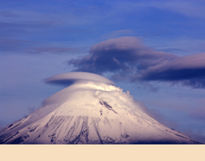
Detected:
[0,72,196,144]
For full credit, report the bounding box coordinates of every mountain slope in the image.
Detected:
[0,72,196,144]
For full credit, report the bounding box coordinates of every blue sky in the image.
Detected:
[0,0,205,142]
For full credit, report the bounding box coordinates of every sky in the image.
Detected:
[0,0,205,143]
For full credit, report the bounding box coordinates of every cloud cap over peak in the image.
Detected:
[45,72,113,86]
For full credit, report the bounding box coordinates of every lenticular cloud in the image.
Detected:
[45,72,113,86]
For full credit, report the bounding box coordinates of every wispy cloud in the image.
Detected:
[29,47,78,54]
[116,0,205,19]
[102,29,135,39]
[0,39,32,52]
[152,0,205,19]
[0,38,83,55]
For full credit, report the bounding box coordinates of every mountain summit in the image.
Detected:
[0,72,196,144]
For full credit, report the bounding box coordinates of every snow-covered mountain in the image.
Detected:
[0,72,196,144]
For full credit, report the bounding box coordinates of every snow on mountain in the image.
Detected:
[0,72,196,144]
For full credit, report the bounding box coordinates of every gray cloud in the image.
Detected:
[70,36,205,88]
[70,37,176,73]
[141,53,205,87]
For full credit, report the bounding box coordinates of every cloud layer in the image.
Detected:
[70,37,205,88]
[45,72,113,86]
